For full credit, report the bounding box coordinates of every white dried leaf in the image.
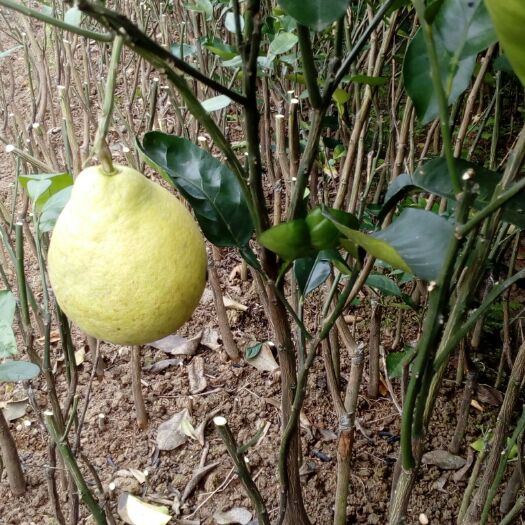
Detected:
[117,493,171,525]
[0,399,28,421]
[213,507,252,524]
[149,333,201,356]
[201,328,221,351]
[156,409,193,451]
[143,358,183,373]
[223,296,248,312]
[128,468,147,484]
[74,348,85,366]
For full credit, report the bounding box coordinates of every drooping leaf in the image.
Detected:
[294,251,333,297]
[485,0,525,86]
[278,0,351,31]
[0,291,16,326]
[324,208,455,281]
[20,172,73,212]
[0,361,40,382]
[138,132,254,248]
[305,206,359,251]
[224,11,244,33]
[386,345,417,378]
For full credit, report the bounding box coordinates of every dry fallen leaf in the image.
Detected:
[149,333,201,356]
[470,399,484,412]
[143,358,183,373]
[117,493,171,525]
[156,409,196,451]
[422,450,467,470]
[223,296,248,312]
[188,356,207,394]
[128,468,148,485]
[75,348,86,366]
[213,507,252,525]
[181,462,219,502]
[476,384,503,406]
[201,328,221,351]
[0,399,28,422]
[245,343,279,373]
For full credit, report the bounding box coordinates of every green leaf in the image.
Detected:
[170,42,197,59]
[0,321,17,358]
[305,206,358,251]
[201,95,232,112]
[201,36,237,60]
[138,132,254,248]
[342,74,388,86]
[386,345,417,378]
[64,6,82,26]
[404,29,476,124]
[186,0,213,20]
[0,291,16,326]
[259,220,313,261]
[224,11,244,33]
[0,45,22,59]
[485,0,525,86]
[269,32,298,55]
[324,208,455,281]
[294,250,333,297]
[413,158,525,228]
[434,0,496,59]
[245,342,263,360]
[38,186,72,233]
[366,274,402,297]
[0,361,40,382]
[20,172,73,212]
[278,0,351,31]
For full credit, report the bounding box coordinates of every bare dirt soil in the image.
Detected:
[0,18,510,525]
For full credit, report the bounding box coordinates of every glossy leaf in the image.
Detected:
[325,208,455,281]
[138,132,254,248]
[38,187,72,233]
[20,172,73,212]
[294,250,333,297]
[259,220,313,261]
[0,360,40,382]
[434,0,496,59]
[224,11,244,33]
[278,0,351,31]
[485,0,525,86]
[0,291,16,326]
[305,206,358,251]
[245,342,263,360]
[366,274,402,297]
[404,29,476,124]
[201,95,232,112]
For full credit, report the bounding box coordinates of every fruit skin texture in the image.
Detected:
[48,165,207,345]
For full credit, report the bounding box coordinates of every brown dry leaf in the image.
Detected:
[432,472,450,492]
[181,461,219,502]
[128,468,147,485]
[188,356,207,394]
[156,409,196,451]
[36,330,60,346]
[213,507,252,524]
[223,296,248,312]
[0,399,28,422]
[117,493,171,525]
[149,333,201,356]
[245,343,279,373]
[422,450,466,470]
[476,384,503,406]
[143,358,183,373]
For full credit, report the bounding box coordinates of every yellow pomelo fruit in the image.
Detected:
[48,165,207,345]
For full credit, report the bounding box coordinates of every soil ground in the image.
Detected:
[0,14,518,525]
